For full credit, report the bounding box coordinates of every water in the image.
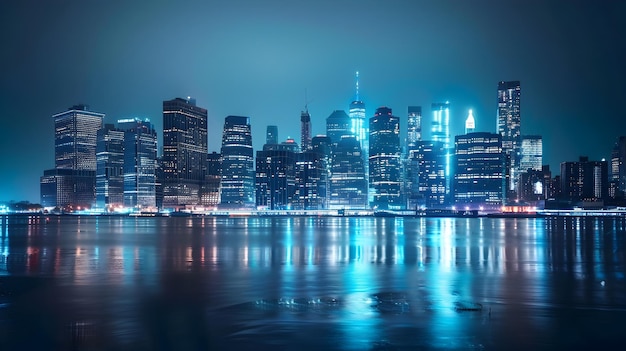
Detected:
[1,215,625,350]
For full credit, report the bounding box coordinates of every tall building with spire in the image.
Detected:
[465,109,476,134]
[349,72,367,146]
[300,107,312,152]
[349,71,369,202]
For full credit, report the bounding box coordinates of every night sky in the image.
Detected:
[1,0,625,203]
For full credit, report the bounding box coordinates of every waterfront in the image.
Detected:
[1,215,625,350]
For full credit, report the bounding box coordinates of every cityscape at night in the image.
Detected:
[2,1,626,350]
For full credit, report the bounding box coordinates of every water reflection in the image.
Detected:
[1,215,625,349]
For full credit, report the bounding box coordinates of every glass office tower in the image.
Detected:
[220,115,255,209]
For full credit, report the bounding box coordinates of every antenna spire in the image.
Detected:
[355,71,360,101]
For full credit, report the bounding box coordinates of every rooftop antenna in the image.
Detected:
[355,71,360,101]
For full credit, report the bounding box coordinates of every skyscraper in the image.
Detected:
[369,107,402,209]
[161,97,208,208]
[326,110,352,145]
[407,106,422,151]
[560,157,608,206]
[414,141,447,208]
[220,115,255,209]
[266,125,278,145]
[349,72,369,202]
[300,108,312,152]
[255,139,298,210]
[432,102,451,204]
[41,104,104,209]
[520,135,543,172]
[349,72,367,147]
[96,124,125,210]
[54,104,105,171]
[201,152,221,208]
[310,135,332,209]
[610,136,626,195]
[119,118,157,210]
[465,109,476,134]
[329,136,368,209]
[497,81,521,189]
[431,102,451,148]
[453,132,505,210]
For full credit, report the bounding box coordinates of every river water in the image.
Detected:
[1,215,625,350]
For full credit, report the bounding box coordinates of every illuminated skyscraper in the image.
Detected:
[329,136,368,209]
[520,135,542,172]
[220,115,255,209]
[53,104,105,171]
[96,124,125,210]
[432,102,451,203]
[497,81,521,190]
[349,72,367,147]
[41,104,104,209]
[326,110,352,145]
[119,118,157,210]
[310,135,332,209]
[201,152,221,208]
[349,72,369,202]
[266,125,278,145]
[407,106,422,151]
[560,157,608,205]
[414,141,447,208]
[255,139,298,210]
[369,107,402,209]
[453,132,505,210]
[300,108,312,152]
[161,97,208,208]
[465,109,476,134]
[610,136,626,196]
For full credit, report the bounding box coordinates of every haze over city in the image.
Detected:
[1,0,625,203]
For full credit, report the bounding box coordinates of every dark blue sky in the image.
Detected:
[1,0,625,203]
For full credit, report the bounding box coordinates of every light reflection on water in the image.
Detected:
[0,215,625,350]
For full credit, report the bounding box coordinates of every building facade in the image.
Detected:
[300,109,312,152]
[407,106,422,150]
[201,152,221,208]
[96,124,125,210]
[497,81,522,190]
[220,115,255,209]
[329,136,368,209]
[119,118,157,210]
[326,110,352,146]
[369,107,402,209]
[255,139,298,210]
[431,102,452,204]
[560,156,609,207]
[453,132,505,210]
[161,97,208,208]
[520,135,543,173]
[41,104,104,209]
[414,141,447,209]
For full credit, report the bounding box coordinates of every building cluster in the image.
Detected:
[39,77,623,213]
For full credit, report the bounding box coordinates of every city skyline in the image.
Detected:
[2,0,625,203]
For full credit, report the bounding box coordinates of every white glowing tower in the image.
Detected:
[465,109,476,134]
